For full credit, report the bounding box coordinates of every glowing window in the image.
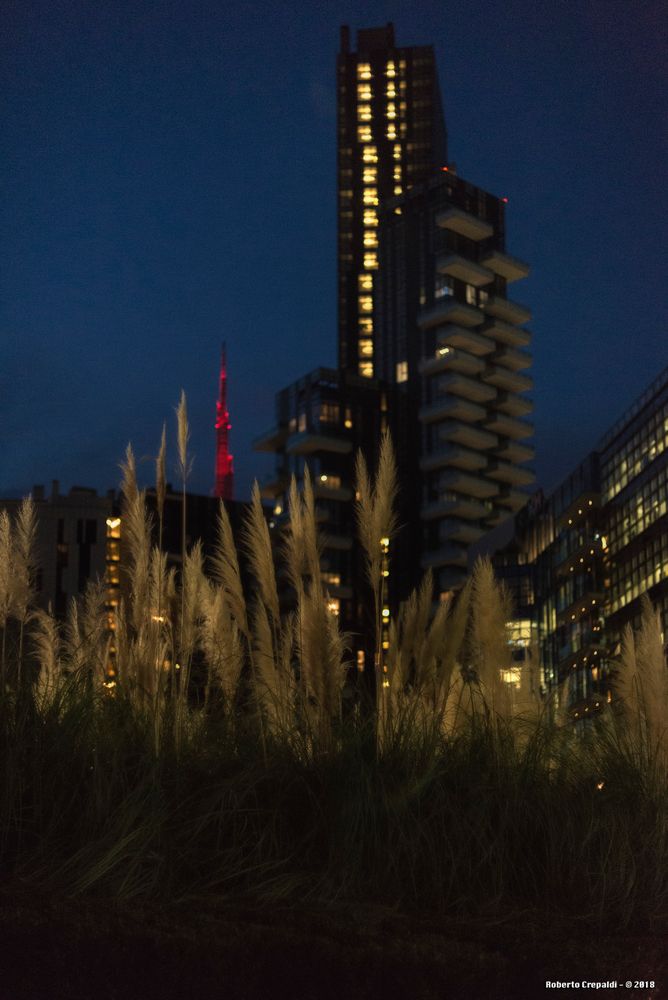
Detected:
[359,339,374,357]
[363,209,378,226]
[363,230,378,248]
[357,83,372,100]
[319,403,339,424]
[386,84,396,98]
[357,125,372,143]
[393,143,402,160]
[386,125,397,139]
[396,361,408,383]
[364,252,378,269]
[357,104,372,121]
[358,295,373,313]
[363,187,378,205]
[298,412,306,432]
[358,316,373,334]
[393,184,402,195]
[358,273,373,291]
[363,167,377,184]
[362,145,378,163]
[357,63,372,80]
[385,61,396,78]
[386,102,396,119]
[321,571,341,586]
[327,597,340,616]
[359,361,374,378]
[393,165,402,181]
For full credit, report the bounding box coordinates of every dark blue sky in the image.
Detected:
[2,0,666,500]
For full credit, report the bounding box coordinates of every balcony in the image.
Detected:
[438,372,497,404]
[484,295,532,327]
[420,443,487,473]
[480,249,530,283]
[493,440,535,464]
[437,519,486,545]
[493,346,532,372]
[481,318,531,349]
[435,206,494,241]
[313,482,354,502]
[435,325,495,357]
[496,392,533,418]
[435,419,498,451]
[438,469,498,499]
[259,470,288,499]
[419,299,483,330]
[487,460,535,487]
[421,543,468,570]
[495,488,529,512]
[421,495,491,521]
[484,412,533,439]
[286,431,352,455]
[253,424,288,452]
[436,253,494,287]
[556,590,605,625]
[483,365,533,394]
[419,347,484,378]
[419,396,487,424]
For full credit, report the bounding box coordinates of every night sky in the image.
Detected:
[2,0,666,502]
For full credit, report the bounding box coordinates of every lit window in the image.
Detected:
[356,650,365,671]
[393,165,401,181]
[363,187,378,205]
[358,295,373,313]
[393,143,402,160]
[363,230,378,247]
[466,284,477,305]
[386,124,397,139]
[435,275,453,299]
[357,62,372,80]
[326,597,340,616]
[359,361,374,378]
[364,252,378,269]
[319,403,340,424]
[321,571,341,586]
[386,84,396,98]
[357,125,372,143]
[358,316,373,334]
[363,167,377,183]
[385,61,396,78]
[396,360,408,383]
[362,145,378,163]
[357,83,372,100]
[363,209,378,226]
[393,184,402,195]
[359,339,373,356]
[358,273,373,291]
[357,104,372,121]
[386,102,396,119]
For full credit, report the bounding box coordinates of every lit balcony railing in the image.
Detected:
[253,424,288,452]
[286,431,353,455]
[436,253,494,287]
[419,396,487,425]
[419,347,484,378]
[482,318,531,348]
[484,412,533,440]
[421,496,491,521]
[438,372,497,404]
[434,324,495,357]
[486,460,535,487]
[483,365,533,394]
[419,299,483,330]
[480,249,530,283]
[435,206,494,241]
[435,419,498,451]
[420,443,487,473]
[484,295,532,327]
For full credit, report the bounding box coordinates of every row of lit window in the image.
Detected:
[357,123,407,142]
[608,461,668,553]
[609,531,668,614]
[356,59,406,82]
[602,406,668,501]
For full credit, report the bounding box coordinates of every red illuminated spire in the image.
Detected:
[214,343,234,500]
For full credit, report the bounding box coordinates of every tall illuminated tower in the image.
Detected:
[214,344,234,500]
[337,23,447,378]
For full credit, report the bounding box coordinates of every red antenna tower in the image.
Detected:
[214,343,234,500]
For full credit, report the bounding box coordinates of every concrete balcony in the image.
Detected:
[483,365,533,394]
[421,495,491,521]
[487,461,535,487]
[438,372,497,404]
[419,347,484,378]
[484,295,532,327]
[496,488,530,512]
[436,419,498,451]
[481,318,531,349]
[437,519,486,545]
[438,469,499,499]
[286,431,353,455]
[435,325,495,357]
[419,299,483,330]
[484,412,533,439]
[436,253,494,287]
[493,346,532,372]
[419,396,487,424]
[253,424,288,452]
[496,392,533,418]
[480,249,530,283]
[421,543,468,570]
[420,443,487,473]
[493,440,535,464]
[435,206,494,241]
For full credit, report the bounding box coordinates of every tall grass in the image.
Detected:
[0,401,666,928]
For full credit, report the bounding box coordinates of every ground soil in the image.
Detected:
[0,889,666,1000]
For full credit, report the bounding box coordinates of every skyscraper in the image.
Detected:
[214,344,234,501]
[337,23,447,378]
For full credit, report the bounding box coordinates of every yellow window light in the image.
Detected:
[358,273,373,290]
[363,187,378,205]
[363,210,378,226]
[364,251,378,269]
[357,125,372,143]
[362,145,378,163]
[358,361,374,378]
[386,125,397,139]
[357,63,372,80]
[363,167,377,184]
[393,143,402,160]
[363,230,378,247]
[357,104,372,121]
[359,339,373,357]
[357,83,372,100]
[358,295,373,313]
